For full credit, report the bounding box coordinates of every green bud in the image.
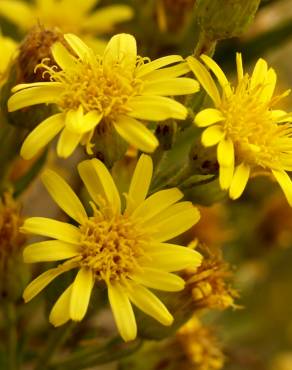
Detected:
[194,0,261,41]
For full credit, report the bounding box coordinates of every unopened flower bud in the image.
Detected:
[194,0,261,41]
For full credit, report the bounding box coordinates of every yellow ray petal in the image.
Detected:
[136,55,184,78]
[20,113,65,160]
[23,262,76,302]
[272,169,292,207]
[260,67,277,102]
[126,154,153,214]
[8,84,63,111]
[42,169,87,224]
[49,284,73,327]
[57,127,82,158]
[149,203,200,242]
[51,42,77,70]
[23,240,80,263]
[142,78,199,96]
[219,165,234,190]
[114,116,159,153]
[21,217,81,244]
[250,58,268,90]
[84,5,134,33]
[200,54,232,96]
[132,188,183,222]
[132,268,185,291]
[128,95,187,121]
[108,283,137,342]
[229,163,250,199]
[11,81,61,93]
[145,243,202,272]
[78,159,121,214]
[187,56,221,106]
[201,125,225,147]
[70,268,94,321]
[195,108,225,127]
[217,137,234,168]
[64,33,92,61]
[143,62,190,81]
[236,53,244,81]
[103,33,137,72]
[128,285,173,326]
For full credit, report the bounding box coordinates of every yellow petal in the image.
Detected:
[84,5,133,33]
[236,53,244,81]
[51,42,77,70]
[78,159,121,214]
[126,154,153,214]
[108,283,137,342]
[20,113,65,160]
[145,243,202,272]
[260,67,277,102]
[42,169,87,224]
[49,284,73,327]
[250,58,268,90]
[229,163,250,199]
[136,55,184,78]
[272,169,292,207]
[11,81,61,93]
[217,138,234,167]
[114,116,159,153]
[219,165,234,190]
[23,240,80,263]
[200,54,232,96]
[70,268,94,321]
[103,33,137,72]
[65,107,102,134]
[187,56,221,106]
[23,262,76,302]
[144,62,190,81]
[143,77,199,96]
[132,268,185,291]
[64,33,92,61]
[149,203,200,242]
[128,285,173,326]
[201,125,225,147]
[8,84,63,111]
[21,217,81,244]
[128,95,187,121]
[132,188,183,222]
[195,108,224,127]
[57,127,82,158]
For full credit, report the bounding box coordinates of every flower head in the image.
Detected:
[8,33,199,159]
[176,317,225,370]
[0,0,133,49]
[21,154,202,341]
[188,54,292,205]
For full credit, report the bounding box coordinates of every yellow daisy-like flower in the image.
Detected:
[187,54,292,204]
[21,154,202,342]
[0,34,17,86]
[8,33,199,159]
[0,0,133,50]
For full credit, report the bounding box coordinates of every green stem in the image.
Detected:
[4,302,18,370]
[34,324,74,370]
[194,31,216,57]
[49,337,142,370]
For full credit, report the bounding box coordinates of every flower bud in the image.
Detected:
[194,0,261,41]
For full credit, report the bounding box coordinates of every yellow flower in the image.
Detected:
[0,34,17,86]
[8,33,199,159]
[21,154,202,342]
[187,54,292,205]
[0,0,133,50]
